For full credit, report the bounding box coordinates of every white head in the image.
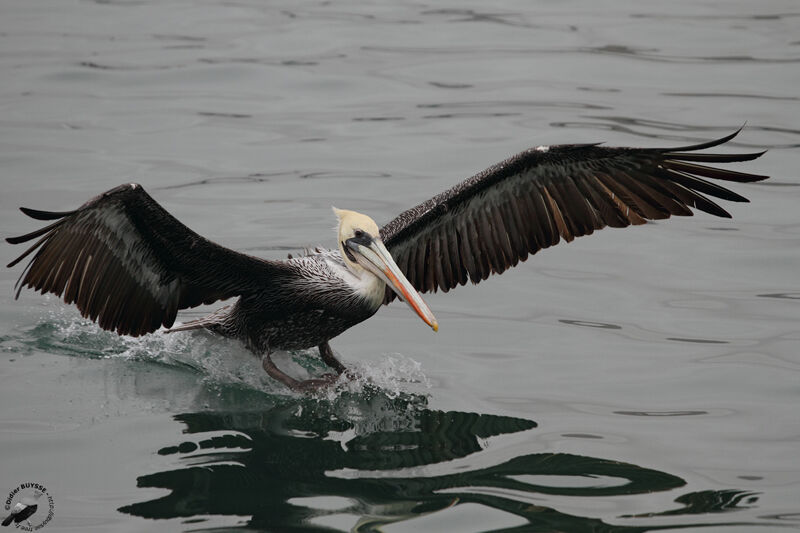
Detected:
[332,207,438,332]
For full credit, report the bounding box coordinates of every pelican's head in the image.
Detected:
[333,207,438,332]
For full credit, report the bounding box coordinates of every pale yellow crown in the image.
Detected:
[332,207,380,272]
[332,207,380,242]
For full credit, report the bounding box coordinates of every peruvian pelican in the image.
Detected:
[6,129,767,391]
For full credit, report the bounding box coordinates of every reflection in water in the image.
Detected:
[118,392,762,532]
[624,490,759,518]
[5,316,775,530]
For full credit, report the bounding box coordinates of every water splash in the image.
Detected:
[310,353,432,402]
[6,307,431,400]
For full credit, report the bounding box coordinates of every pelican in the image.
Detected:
[6,129,767,391]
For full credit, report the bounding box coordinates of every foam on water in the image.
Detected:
[311,353,432,402]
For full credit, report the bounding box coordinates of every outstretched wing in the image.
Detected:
[380,129,767,301]
[7,183,292,336]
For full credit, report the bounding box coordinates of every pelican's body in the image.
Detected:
[183,249,384,354]
[6,130,768,391]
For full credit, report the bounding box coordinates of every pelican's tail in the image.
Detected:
[166,304,235,334]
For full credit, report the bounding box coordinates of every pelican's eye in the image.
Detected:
[347,230,372,249]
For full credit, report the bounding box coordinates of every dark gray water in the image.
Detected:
[1,1,798,531]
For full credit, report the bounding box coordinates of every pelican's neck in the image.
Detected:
[328,253,386,309]
[355,270,387,308]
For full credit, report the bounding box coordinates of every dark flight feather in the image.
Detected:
[380,129,768,303]
[6,184,293,336]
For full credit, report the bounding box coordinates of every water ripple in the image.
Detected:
[615,410,708,417]
[550,116,800,147]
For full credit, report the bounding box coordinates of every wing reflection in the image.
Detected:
[116,391,756,531]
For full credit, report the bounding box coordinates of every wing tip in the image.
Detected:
[667,124,770,157]
[19,206,75,221]
[659,124,750,154]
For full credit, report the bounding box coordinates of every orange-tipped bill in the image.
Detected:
[349,238,438,332]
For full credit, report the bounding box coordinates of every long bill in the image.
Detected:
[348,238,439,332]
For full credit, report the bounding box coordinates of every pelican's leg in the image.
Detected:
[318,341,346,374]
[261,353,302,390]
[261,352,339,393]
